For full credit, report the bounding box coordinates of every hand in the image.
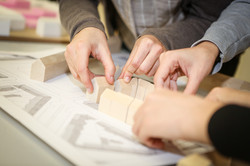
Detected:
[206,87,250,107]
[120,35,165,82]
[154,42,219,94]
[132,89,223,149]
[65,27,115,93]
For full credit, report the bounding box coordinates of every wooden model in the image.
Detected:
[114,78,137,98]
[86,76,114,103]
[30,52,69,82]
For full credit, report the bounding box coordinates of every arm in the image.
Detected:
[154,41,219,94]
[208,104,250,163]
[59,0,115,93]
[59,0,104,40]
[132,88,223,148]
[154,0,250,94]
[205,87,250,107]
[192,0,250,74]
[120,0,233,83]
[133,88,250,163]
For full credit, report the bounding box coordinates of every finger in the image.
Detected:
[75,44,93,93]
[132,113,143,136]
[65,46,78,78]
[97,45,116,84]
[145,138,165,149]
[119,45,139,79]
[184,74,202,94]
[123,45,150,82]
[170,80,178,91]
[132,105,145,136]
[163,76,170,89]
[135,45,162,75]
[154,53,171,88]
[147,59,159,77]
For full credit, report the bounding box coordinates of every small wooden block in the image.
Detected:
[30,52,69,82]
[114,78,137,98]
[0,6,25,30]
[99,89,133,122]
[177,154,213,166]
[126,98,143,126]
[36,17,64,37]
[86,77,114,103]
[0,16,10,36]
[135,78,154,100]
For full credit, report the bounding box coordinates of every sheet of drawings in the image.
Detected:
[0,56,183,166]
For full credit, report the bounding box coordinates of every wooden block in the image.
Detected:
[86,77,114,103]
[114,78,137,98]
[0,16,10,36]
[99,89,134,122]
[30,52,69,82]
[135,78,154,100]
[36,17,64,37]
[126,98,143,126]
[0,6,25,30]
[177,154,213,166]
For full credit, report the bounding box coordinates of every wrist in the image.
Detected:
[197,41,220,64]
[180,100,224,144]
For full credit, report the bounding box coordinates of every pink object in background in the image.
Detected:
[17,7,57,28]
[0,0,30,9]
[26,18,37,28]
[19,7,57,19]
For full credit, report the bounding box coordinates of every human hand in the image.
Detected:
[132,89,223,149]
[119,35,165,82]
[65,27,115,93]
[206,87,250,107]
[154,42,219,94]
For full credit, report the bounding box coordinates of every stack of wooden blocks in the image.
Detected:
[86,77,154,126]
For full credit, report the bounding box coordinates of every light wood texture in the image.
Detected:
[0,27,70,43]
[0,6,25,31]
[36,17,66,38]
[114,78,137,97]
[0,17,10,36]
[177,154,213,166]
[30,52,69,82]
[126,98,143,125]
[86,77,114,103]
[135,78,154,100]
[99,89,133,122]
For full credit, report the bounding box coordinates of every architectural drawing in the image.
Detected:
[61,113,156,154]
[0,84,51,115]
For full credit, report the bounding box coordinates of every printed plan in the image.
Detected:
[0,56,183,166]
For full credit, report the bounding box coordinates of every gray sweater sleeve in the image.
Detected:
[59,0,105,40]
[141,0,233,50]
[192,0,250,74]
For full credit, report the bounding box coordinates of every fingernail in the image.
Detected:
[124,76,130,83]
[110,76,114,82]
[87,88,92,94]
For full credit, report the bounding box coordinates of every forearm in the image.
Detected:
[59,0,105,40]
[140,16,211,50]
[179,100,223,144]
[192,0,250,74]
[208,104,250,162]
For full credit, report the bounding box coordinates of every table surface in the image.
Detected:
[0,40,250,166]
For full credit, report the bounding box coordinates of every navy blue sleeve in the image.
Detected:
[208,104,250,163]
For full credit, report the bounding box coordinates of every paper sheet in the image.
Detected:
[0,57,183,165]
